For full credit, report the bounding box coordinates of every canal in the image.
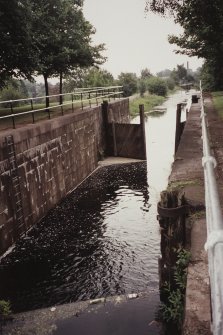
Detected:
[0,90,190,332]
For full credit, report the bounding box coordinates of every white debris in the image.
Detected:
[50,307,56,312]
[127,293,138,299]
[90,298,106,305]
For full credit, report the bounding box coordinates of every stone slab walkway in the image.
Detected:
[168,93,223,334]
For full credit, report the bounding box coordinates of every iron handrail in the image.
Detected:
[0,91,123,120]
[0,86,123,128]
[200,81,223,335]
[0,86,123,105]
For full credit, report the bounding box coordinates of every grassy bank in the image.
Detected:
[212,91,223,118]
[129,94,166,118]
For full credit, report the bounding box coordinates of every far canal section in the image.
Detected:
[0,90,191,335]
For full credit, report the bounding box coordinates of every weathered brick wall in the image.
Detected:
[0,99,129,255]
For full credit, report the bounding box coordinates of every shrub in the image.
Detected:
[0,300,11,317]
[147,77,167,96]
[0,86,25,107]
[165,78,175,91]
[138,79,147,97]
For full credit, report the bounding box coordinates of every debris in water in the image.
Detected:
[90,298,106,305]
[127,293,138,299]
[149,320,160,328]
[50,307,56,312]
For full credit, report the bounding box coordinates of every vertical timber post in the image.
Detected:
[102,100,109,156]
[111,110,118,157]
[175,103,182,154]
[139,104,147,160]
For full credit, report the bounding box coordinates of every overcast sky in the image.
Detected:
[83,0,203,78]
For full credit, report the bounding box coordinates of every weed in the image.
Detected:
[129,94,165,117]
[212,91,223,119]
[159,248,191,329]
[160,289,184,326]
[0,300,11,317]
[167,179,201,192]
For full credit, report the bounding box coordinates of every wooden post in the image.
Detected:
[139,104,147,160]
[111,121,117,157]
[157,190,188,293]
[101,101,109,156]
[175,103,182,154]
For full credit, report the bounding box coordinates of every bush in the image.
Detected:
[147,77,167,96]
[165,78,175,91]
[0,300,11,317]
[138,79,147,97]
[118,72,138,97]
[0,85,25,107]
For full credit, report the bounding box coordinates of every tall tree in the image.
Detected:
[118,72,138,97]
[146,0,223,89]
[140,68,152,80]
[0,0,37,88]
[31,0,105,106]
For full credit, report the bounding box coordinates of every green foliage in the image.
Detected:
[157,69,172,78]
[160,289,184,325]
[147,0,223,90]
[0,0,105,96]
[0,80,27,107]
[81,68,114,87]
[0,300,11,317]
[140,68,152,80]
[138,79,147,97]
[169,1,223,89]
[212,91,223,119]
[165,78,175,91]
[145,0,182,15]
[117,72,138,97]
[0,0,38,87]
[64,67,114,91]
[129,94,165,117]
[170,64,187,85]
[160,248,190,328]
[147,77,167,96]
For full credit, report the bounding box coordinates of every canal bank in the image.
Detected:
[163,94,217,334]
[0,90,191,334]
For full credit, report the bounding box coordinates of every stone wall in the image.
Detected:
[0,99,129,255]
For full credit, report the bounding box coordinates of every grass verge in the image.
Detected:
[129,94,166,117]
[212,91,223,118]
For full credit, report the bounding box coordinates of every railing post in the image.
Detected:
[81,93,83,110]
[31,99,35,124]
[71,94,74,112]
[10,101,15,129]
[89,92,91,108]
[96,91,98,106]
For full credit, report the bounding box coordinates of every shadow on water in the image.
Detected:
[0,162,159,314]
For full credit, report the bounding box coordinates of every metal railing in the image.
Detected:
[0,86,123,129]
[200,81,223,335]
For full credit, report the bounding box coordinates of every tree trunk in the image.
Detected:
[43,74,49,108]
[59,72,63,105]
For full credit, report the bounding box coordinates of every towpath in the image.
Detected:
[169,92,223,334]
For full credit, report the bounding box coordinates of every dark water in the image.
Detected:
[0,162,160,312]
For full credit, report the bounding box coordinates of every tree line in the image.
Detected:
[146,0,223,90]
[0,0,104,106]
[0,64,199,107]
